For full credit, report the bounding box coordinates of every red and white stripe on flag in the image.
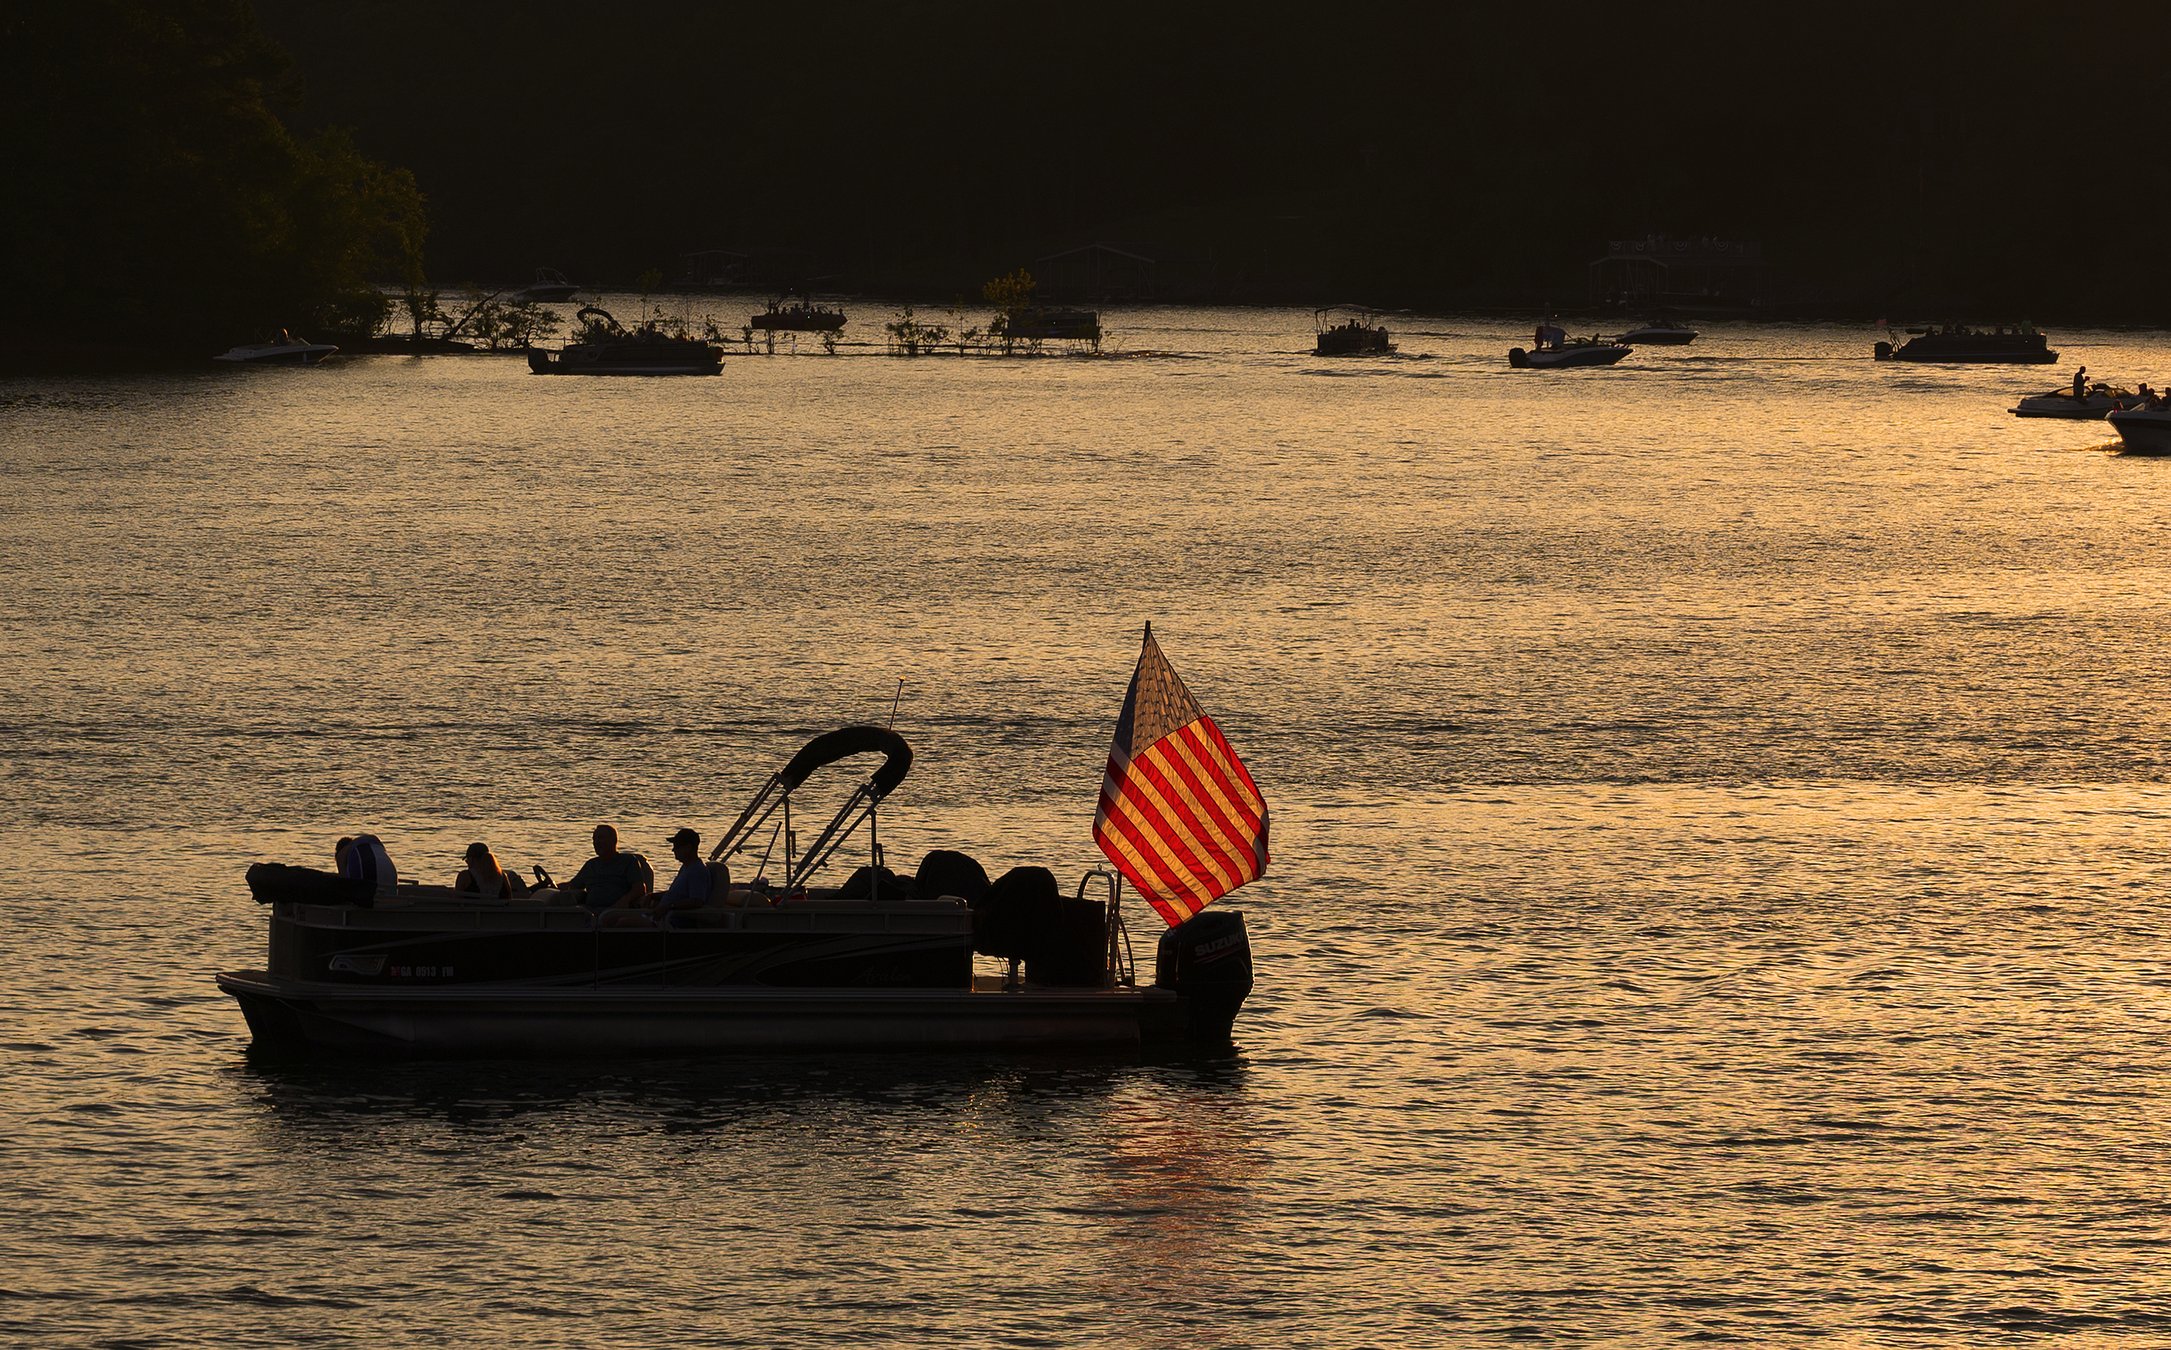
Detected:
[1093,627,1268,927]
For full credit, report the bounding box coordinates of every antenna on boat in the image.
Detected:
[865,681,902,899]
[755,816,784,885]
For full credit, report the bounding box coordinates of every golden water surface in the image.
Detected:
[5,308,2171,1345]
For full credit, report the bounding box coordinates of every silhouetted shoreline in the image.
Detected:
[14,1,2171,361]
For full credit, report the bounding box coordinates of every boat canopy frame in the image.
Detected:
[710,725,914,889]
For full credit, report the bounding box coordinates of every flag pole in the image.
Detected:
[1113,624,1145,987]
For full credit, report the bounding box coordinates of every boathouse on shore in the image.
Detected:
[1589,234,1763,309]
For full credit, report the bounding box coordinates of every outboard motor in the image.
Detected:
[1154,910,1253,1041]
[1507,346,1531,369]
[1873,340,1894,361]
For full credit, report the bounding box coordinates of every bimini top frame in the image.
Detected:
[709,725,913,888]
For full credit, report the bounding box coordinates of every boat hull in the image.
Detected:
[1620,327,1697,345]
[1891,351,2059,365]
[2012,392,2131,419]
[1876,335,2058,364]
[750,315,846,333]
[1004,311,1103,343]
[2109,409,2171,454]
[215,343,338,365]
[216,894,1251,1056]
[527,347,722,376]
[1315,330,1394,356]
[1509,344,1632,369]
[218,972,1207,1056]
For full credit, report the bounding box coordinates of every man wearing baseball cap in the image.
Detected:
[653,827,714,921]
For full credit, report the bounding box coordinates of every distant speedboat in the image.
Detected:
[1314,306,1394,356]
[527,306,722,376]
[1619,319,1698,345]
[509,268,581,303]
[2011,385,2138,419]
[2108,407,2171,454]
[1509,333,1632,369]
[1875,324,2057,364]
[213,333,338,365]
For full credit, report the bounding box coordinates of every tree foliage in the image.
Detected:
[249,2,2171,318]
[0,0,426,353]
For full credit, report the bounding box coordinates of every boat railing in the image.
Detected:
[284,893,970,935]
[1074,866,1134,988]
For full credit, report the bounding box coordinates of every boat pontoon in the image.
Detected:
[749,297,847,333]
[1313,306,1394,356]
[1875,324,2058,364]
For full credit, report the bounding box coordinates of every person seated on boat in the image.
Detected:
[454,841,529,899]
[561,824,652,913]
[335,833,398,901]
[651,827,715,924]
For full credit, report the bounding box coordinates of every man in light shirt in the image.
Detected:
[653,828,715,922]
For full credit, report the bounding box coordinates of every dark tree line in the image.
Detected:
[0,0,424,357]
[9,0,2170,354]
[248,1,2171,318]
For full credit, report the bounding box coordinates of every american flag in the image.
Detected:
[1093,626,1269,926]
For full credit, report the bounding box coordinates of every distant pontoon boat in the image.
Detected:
[749,296,847,333]
[527,306,723,376]
[1313,307,1394,356]
[1875,323,2057,364]
[1001,306,1103,344]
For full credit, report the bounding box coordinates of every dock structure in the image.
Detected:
[1589,234,1763,309]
